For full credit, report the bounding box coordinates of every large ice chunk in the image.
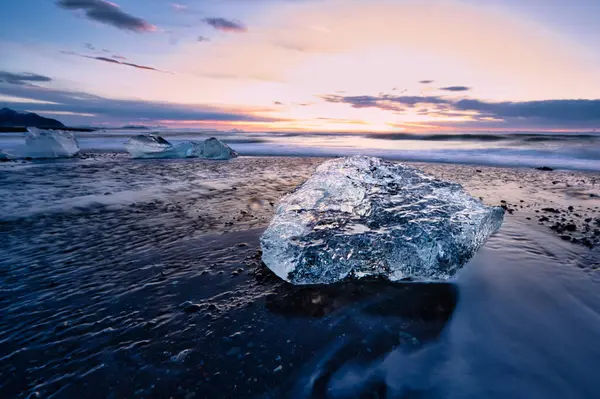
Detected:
[260,156,504,285]
[124,135,237,160]
[2,128,80,159]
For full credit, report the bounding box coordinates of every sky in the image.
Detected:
[0,0,599,132]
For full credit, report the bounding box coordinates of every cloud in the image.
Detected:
[273,41,311,52]
[121,62,163,71]
[322,93,600,127]
[197,36,210,42]
[440,86,470,92]
[170,3,187,11]
[273,101,283,105]
[0,83,283,124]
[62,51,169,73]
[93,56,122,64]
[454,99,600,122]
[0,72,53,86]
[322,94,449,109]
[419,80,434,84]
[56,0,155,32]
[316,117,368,125]
[83,43,127,61]
[204,17,247,33]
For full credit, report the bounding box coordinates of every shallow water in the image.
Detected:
[1,156,600,398]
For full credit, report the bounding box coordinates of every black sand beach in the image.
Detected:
[1,155,600,398]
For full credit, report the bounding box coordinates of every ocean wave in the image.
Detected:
[365,133,600,142]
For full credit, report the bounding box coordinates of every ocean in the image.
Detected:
[2,129,600,171]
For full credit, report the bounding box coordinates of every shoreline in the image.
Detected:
[2,154,600,248]
[3,150,597,173]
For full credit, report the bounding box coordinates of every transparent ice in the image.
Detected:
[260,156,504,285]
[202,137,239,160]
[124,135,174,158]
[124,135,237,160]
[2,128,80,159]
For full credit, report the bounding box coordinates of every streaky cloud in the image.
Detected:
[62,51,170,73]
[93,56,121,64]
[440,86,470,92]
[0,83,283,124]
[0,72,52,86]
[121,62,163,72]
[454,99,600,122]
[322,94,448,108]
[56,0,155,32]
[322,93,600,126]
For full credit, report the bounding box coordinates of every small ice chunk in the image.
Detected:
[2,128,80,159]
[124,135,173,158]
[260,156,504,285]
[124,135,237,160]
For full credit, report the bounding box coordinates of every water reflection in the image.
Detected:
[264,281,458,398]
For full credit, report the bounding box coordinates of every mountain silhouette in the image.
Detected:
[0,108,65,128]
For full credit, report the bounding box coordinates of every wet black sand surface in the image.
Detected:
[1,156,600,399]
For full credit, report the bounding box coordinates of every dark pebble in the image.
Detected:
[564,224,577,232]
[180,301,202,313]
[542,208,560,213]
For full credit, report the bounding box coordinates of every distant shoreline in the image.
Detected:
[0,126,97,133]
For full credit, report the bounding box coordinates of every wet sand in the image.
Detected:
[1,155,600,398]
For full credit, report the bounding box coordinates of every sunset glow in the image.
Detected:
[1,0,599,131]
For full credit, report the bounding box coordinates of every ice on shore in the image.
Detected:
[1,128,80,159]
[125,135,237,160]
[260,156,504,285]
[124,134,172,158]
[201,137,238,160]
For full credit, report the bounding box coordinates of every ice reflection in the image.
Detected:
[265,281,457,398]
